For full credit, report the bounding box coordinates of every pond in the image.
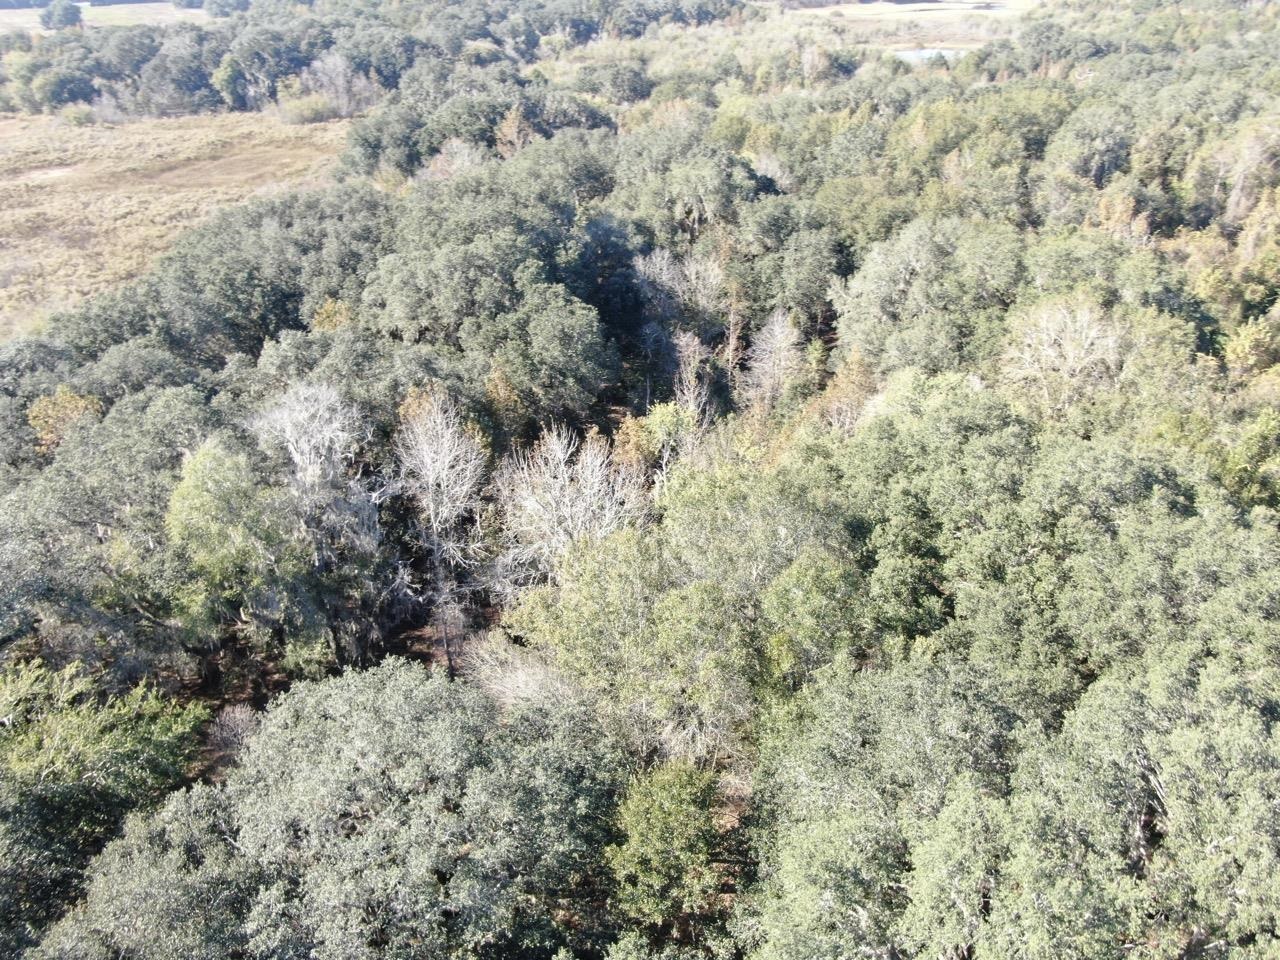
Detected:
[894,46,964,63]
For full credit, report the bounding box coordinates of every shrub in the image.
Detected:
[278,92,338,124]
[39,0,81,30]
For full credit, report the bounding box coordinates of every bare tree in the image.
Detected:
[464,632,575,710]
[316,480,384,562]
[208,704,260,758]
[741,309,804,412]
[1004,298,1129,417]
[251,382,377,559]
[753,151,796,192]
[394,390,487,568]
[298,51,382,118]
[1221,127,1280,230]
[823,350,876,434]
[637,321,676,410]
[393,390,489,673]
[800,43,831,86]
[721,306,745,390]
[252,382,360,494]
[635,248,682,321]
[420,138,490,181]
[492,425,647,594]
[634,249,725,327]
[680,252,726,319]
[634,250,724,409]
[672,331,712,426]
[251,382,389,665]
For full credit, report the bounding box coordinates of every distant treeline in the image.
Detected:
[0,0,743,114]
[0,0,170,9]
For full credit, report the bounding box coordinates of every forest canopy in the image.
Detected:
[3,0,1280,956]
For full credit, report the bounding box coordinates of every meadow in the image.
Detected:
[0,111,348,337]
[778,0,1042,52]
[0,1,208,34]
[537,0,1040,91]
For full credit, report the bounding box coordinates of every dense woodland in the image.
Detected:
[3,0,1280,956]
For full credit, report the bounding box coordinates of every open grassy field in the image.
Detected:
[540,0,1041,91]
[0,111,349,337]
[775,0,1041,52]
[0,1,208,34]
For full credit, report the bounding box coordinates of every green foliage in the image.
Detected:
[608,762,722,928]
[831,217,1023,375]
[34,784,257,960]
[37,659,627,960]
[758,545,866,687]
[747,658,1018,960]
[38,0,80,30]
[1218,408,1280,508]
[164,439,315,656]
[467,267,618,429]
[4,0,732,118]
[510,458,850,760]
[6,0,1280,956]
[0,663,205,955]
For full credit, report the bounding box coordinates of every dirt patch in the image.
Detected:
[13,164,75,184]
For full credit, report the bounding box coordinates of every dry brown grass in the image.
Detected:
[0,111,349,338]
[0,1,209,34]
[538,0,1040,91]
[770,0,1041,50]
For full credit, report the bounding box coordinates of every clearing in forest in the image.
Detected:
[0,1,209,34]
[772,0,1041,52]
[0,111,348,338]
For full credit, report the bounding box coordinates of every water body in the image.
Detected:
[895,46,963,63]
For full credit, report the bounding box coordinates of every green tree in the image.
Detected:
[464,267,618,429]
[607,762,723,929]
[164,439,314,659]
[747,658,1018,960]
[39,660,627,960]
[0,663,205,955]
[831,217,1023,375]
[39,0,82,31]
